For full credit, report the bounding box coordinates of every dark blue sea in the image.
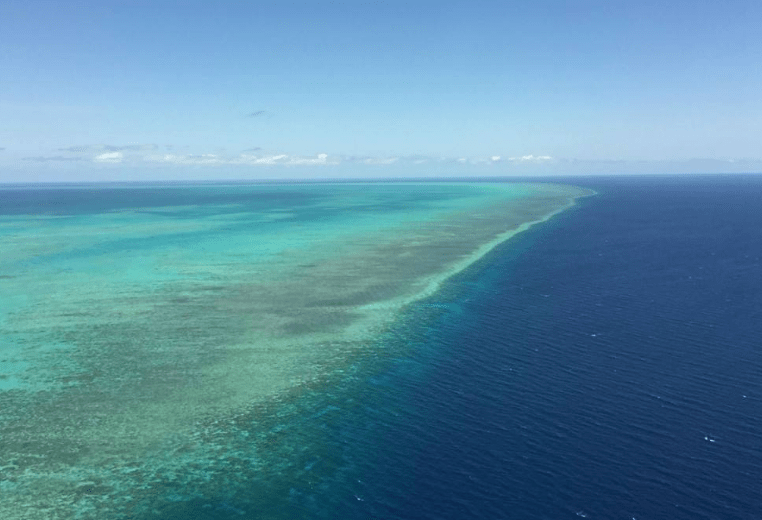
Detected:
[251,174,762,520]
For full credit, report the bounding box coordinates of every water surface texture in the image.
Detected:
[346,175,762,520]
[0,181,587,519]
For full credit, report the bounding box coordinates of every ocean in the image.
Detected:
[1,175,761,519]
[344,174,762,520]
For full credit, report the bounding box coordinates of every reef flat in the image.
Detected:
[0,181,589,519]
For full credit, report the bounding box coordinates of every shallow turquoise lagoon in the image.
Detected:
[0,181,587,519]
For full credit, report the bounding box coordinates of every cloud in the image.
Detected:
[281,154,332,166]
[233,153,334,166]
[13,147,566,172]
[246,110,267,118]
[384,154,555,166]
[145,152,335,166]
[59,144,158,153]
[508,154,554,162]
[144,152,532,168]
[339,154,524,166]
[94,152,124,163]
[23,155,83,162]
[148,153,223,165]
[17,149,559,170]
[343,155,400,165]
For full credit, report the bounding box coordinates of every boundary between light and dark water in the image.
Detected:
[360,184,596,316]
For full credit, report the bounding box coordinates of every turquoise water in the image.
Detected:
[0,181,586,519]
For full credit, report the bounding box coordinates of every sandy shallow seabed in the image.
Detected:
[0,182,592,519]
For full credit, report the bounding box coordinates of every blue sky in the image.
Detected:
[1,0,761,181]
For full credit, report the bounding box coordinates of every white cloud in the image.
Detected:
[508,154,554,162]
[146,153,224,165]
[94,152,124,163]
[344,155,400,165]
[76,148,560,169]
[284,153,333,165]
[146,152,336,166]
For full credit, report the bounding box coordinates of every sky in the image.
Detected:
[1,0,761,182]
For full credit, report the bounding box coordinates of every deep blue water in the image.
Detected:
[301,175,762,520]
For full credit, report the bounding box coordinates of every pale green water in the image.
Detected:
[0,181,589,519]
